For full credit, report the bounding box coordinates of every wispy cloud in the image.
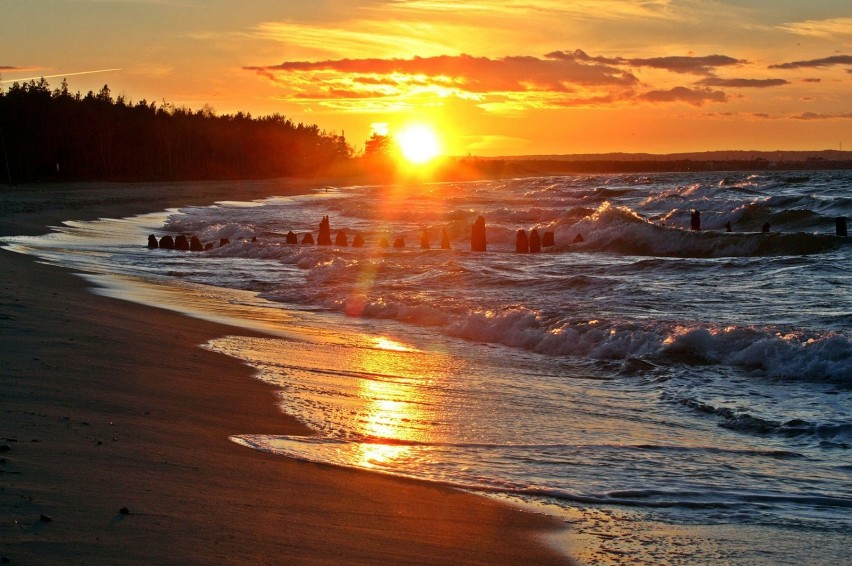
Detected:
[778,17,852,39]
[254,20,454,59]
[382,0,679,21]
[250,0,695,60]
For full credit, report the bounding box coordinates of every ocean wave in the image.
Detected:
[232,434,852,512]
[154,176,851,386]
[661,326,851,383]
[306,283,852,383]
[548,202,845,257]
[677,397,852,445]
[161,183,848,260]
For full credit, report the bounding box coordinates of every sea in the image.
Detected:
[3,170,851,565]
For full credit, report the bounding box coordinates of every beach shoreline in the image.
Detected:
[0,179,572,565]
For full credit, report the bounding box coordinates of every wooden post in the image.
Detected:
[471,216,486,252]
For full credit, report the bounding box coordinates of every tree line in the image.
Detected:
[0,78,352,184]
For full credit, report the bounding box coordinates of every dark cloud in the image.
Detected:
[545,49,623,65]
[697,77,789,88]
[790,111,852,120]
[245,53,638,93]
[638,86,727,106]
[547,50,742,75]
[627,55,742,74]
[244,50,767,110]
[802,78,822,83]
[769,55,852,69]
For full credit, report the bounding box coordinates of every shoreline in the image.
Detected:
[0,179,572,564]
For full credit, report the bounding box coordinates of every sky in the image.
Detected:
[2,0,851,156]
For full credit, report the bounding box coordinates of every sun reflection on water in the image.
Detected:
[208,331,462,473]
[346,336,435,469]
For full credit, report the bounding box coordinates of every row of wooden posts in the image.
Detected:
[291,216,564,252]
[691,209,849,236]
[147,215,571,252]
[148,212,848,252]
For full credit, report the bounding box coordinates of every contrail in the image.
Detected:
[0,68,122,84]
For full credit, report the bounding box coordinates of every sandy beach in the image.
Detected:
[0,180,571,565]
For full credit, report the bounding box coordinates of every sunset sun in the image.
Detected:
[396,124,441,164]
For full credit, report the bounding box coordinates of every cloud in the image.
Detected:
[627,55,742,74]
[697,77,789,88]
[252,1,724,65]
[254,20,455,59]
[547,50,742,74]
[245,50,758,113]
[378,0,681,22]
[790,111,852,120]
[638,86,727,106]
[770,55,852,69]
[245,53,639,94]
[778,17,852,39]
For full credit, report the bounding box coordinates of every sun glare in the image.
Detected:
[396,124,441,164]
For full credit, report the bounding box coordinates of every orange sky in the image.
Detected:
[2,1,851,156]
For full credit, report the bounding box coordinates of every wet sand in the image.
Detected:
[0,180,571,565]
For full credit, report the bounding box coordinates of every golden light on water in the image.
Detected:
[355,440,411,468]
[373,336,414,352]
[356,379,416,468]
[347,336,432,469]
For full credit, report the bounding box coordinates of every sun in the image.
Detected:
[396,124,441,164]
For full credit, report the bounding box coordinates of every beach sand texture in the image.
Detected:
[0,181,570,565]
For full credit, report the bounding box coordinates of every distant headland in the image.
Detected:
[463,150,852,176]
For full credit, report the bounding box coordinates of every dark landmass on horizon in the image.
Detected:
[461,150,852,177]
[495,149,852,162]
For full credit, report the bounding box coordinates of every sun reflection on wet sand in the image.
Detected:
[212,327,461,473]
[347,336,431,469]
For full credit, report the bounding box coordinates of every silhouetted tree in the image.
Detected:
[0,77,354,184]
[364,132,393,157]
[361,132,399,176]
